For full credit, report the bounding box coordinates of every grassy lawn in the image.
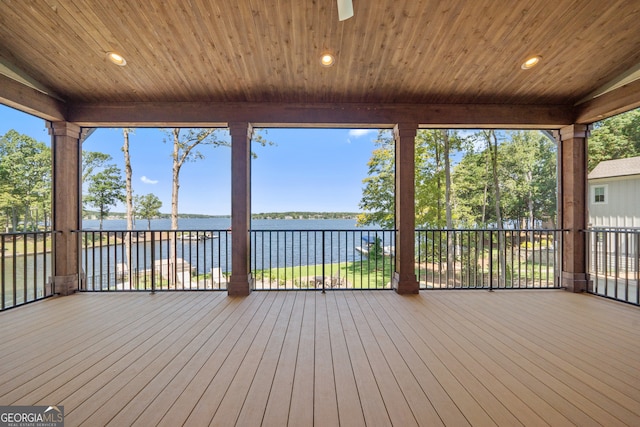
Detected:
[2,234,53,256]
[254,258,394,289]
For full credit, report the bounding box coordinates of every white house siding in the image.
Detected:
[588,175,640,228]
[588,176,640,271]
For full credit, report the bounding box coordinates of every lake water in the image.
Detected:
[79,218,392,288]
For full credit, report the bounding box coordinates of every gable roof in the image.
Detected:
[589,156,640,180]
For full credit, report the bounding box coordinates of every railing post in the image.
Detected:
[489,230,494,292]
[150,232,156,294]
[322,231,326,293]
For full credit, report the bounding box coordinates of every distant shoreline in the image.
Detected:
[83,211,359,221]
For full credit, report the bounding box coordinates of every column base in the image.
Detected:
[392,272,419,295]
[227,274,254,296]
[562,272,588,293]
[52,274,78,296]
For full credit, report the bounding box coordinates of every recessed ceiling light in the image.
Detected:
[106,51,127,66]
[320,53,335,67]
[521,55,541,70]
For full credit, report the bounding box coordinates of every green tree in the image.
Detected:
[358,129,468,230]
[357,130,395,229]
[0,130,51,231]
[82,151,112,183]
[415,129,467,228]
[84,164,125,229]
[135,193,162,230]
[453,130,556,228]
[499,131,557,227]
[588,109,640,171]
[452,149,491,226]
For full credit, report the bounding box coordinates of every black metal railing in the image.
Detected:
[12,227,640,303]
[416,229,561,290]
[585,227,639,306]
[250,229,395,290]
[0,231,54,310]
[77,230,230,291]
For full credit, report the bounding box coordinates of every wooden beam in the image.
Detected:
[0,74,66,122]
[575,79,640,124]
[66,102,575,128]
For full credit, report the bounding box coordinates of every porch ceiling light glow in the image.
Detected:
[106,51,127,66]
[320,53,335,67]
[521,55,541,70]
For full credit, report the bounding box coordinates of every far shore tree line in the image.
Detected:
[1,108,638,233]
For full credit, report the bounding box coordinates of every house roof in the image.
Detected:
[588,156,640,180]
[1,1,640,127]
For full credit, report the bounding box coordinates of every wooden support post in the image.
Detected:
[392,123,419,294]
[228,122,253,296]
[49,121,82,296]
[558,124,589,292]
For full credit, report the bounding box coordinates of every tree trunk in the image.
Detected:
[488,130,507,286]
[171,129,181,231]
[527,170,535,246]
[481,150,490,225]
[123,128,134,276]
[123,129,134,231]
[442,130,456,286]
[170,129,182,287]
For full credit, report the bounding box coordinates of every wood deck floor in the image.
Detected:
[1,290,639,426]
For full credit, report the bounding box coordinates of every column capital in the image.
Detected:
[228,121,253,139]
[393,122,419,140]
[47,121,82,139]
[559,124,590,140]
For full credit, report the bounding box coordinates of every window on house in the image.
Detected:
[594,186,606,204]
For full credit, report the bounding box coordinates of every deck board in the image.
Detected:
[1,290,639,426]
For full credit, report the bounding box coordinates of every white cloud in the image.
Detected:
[141,176,158,184]
[348,129,376,138]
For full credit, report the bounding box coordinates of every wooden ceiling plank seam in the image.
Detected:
[81,1,146,101]
[59,1,150,102]
[351,1,389,100]
[156,2,208,98]
[16,1,114,99]
[189,0,231,101]
[0,5,76,94]
[243,0,277,101]
[117,1,190,101]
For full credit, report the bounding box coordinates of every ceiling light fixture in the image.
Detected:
[521,55,541,70]
[106,51,127,66]
[320,53,335,67]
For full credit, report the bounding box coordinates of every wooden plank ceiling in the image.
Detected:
[1,0,640,125]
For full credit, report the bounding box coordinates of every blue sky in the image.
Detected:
[0,104,382,215]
